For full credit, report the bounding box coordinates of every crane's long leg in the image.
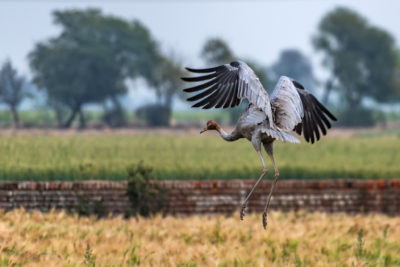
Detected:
[240,150,268,220]
[262,151,279,230]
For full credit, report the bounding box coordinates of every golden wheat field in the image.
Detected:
[0,209,399,266]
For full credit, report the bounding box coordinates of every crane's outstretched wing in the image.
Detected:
[270,76,337,144]
[182,60,273,127]
[270,76,304,132]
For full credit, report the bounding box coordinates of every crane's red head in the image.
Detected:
[200,120,220,134]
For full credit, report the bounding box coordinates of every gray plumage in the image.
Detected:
[182,60,337,229]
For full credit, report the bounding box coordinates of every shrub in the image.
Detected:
[337,106,375,127]
[136,104,170,126]
[126,161,166,216]
[102,107,127,127]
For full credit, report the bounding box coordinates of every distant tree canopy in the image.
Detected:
[201,38,235,65]
[201,38,272,91]
[313,7,400,125]
[0,60,28,127]
[137,54,185,126]
[149,55,184,110]
[395,49,400,98]
[271,49,315,92]
[29,9,161,128]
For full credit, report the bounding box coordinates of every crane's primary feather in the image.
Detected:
[293,83,337,143]
[182,60,274,127]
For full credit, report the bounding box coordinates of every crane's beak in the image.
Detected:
[200,128,207,134]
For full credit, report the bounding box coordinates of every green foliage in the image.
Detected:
[209,219,226,246]
[76,195,105,218]
[126,161,166,216]
[136,104,170,126]
[29,9,161,128]
[0,135,399,181]
[125,245,141,266]
[83,244,96,267]
[356,228,365,258]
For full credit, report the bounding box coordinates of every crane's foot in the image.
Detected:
[240,204,247,220]
[262,211,268,230]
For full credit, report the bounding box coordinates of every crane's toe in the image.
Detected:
[240,204,247,220]
[262,211,268,230]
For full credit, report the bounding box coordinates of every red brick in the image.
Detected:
[0,180,400,216]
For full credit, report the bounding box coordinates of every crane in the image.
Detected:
[181,60,337,229]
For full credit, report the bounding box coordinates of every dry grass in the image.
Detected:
[0,209,399,266]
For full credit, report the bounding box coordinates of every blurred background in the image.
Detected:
[0,0,399,182]
[1,0,399,129]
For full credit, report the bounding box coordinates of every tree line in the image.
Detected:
[1,7,399,128]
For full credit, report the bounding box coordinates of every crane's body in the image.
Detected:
[182,60,337,229]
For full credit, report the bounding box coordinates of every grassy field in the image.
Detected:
[0,134,399,181]
[0,209,399,266]
[0,110,232,127]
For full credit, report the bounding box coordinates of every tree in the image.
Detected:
[313,7,399,125]
[201,38,235,65]
[29,9,161,128]
[136,54,184,126]
[101,96,127,128]
[0,60,28,127]
[271,49,316,92]
[393,49,400,99]
[201,38,272,124]
[151,55,185,110]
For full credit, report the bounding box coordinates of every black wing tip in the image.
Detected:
[181,77,194,82]
[311,96,337,122]
[292,80,305,90]
[323,109,338,122]
[185,67,198,72]
[185,65,224,73]
[180,73,217,82]
[183,87,197,92]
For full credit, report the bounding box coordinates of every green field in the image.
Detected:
[0,110,231,126]
[0,133,399,181]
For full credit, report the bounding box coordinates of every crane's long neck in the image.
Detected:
[215,124,241,142]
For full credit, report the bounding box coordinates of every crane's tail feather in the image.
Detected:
[261,128,300,144]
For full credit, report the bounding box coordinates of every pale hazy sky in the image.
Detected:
[0,0,399,109]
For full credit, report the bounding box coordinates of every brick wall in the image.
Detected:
[1,180,399,215]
